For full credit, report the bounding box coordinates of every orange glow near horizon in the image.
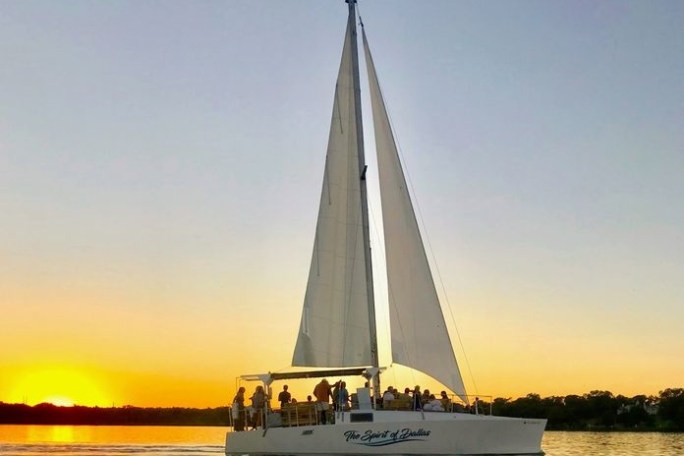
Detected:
[5,367,111,407]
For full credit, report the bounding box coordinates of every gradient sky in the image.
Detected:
[1,0,683,408]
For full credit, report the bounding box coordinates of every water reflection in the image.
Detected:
[1,427,683,455]
[543,431,684,456]
[0,425,227,444]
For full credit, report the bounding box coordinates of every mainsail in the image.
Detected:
[292,10,374,368]
[362,29,468,403]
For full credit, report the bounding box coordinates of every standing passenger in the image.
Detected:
[412,385,422,411]
[232,387,246,431]
[331,381,341,411]
[278,385,291,409]
[337,381,349,410]
[250,385,267,429]
[313,379,333,424]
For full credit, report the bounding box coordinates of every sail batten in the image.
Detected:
[362,29,468,402]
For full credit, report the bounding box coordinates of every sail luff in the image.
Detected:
[347,0,381,390]
[361,28,468,403]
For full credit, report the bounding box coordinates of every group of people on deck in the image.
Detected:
[230,385,268,431]
[230,380,349,430]
[311,379,350,423]
[231,380,465,431]
[381,385,454,411]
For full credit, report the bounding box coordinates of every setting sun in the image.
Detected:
[6,366,110,407]
[44,396,75,407]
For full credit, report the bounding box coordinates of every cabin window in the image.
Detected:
[350,413,374,423]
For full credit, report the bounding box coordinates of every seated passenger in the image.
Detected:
[423,394,444,412]
[440,390,451,411]
[382,386,395,404]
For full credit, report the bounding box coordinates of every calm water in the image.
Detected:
[0,425,682,455]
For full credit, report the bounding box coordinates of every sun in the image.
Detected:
[8,366,110,407]
[44,395,75,407]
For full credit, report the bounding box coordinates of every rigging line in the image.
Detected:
[373,67,479,398]
[356,2,364,29]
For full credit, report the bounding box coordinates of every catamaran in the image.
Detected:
[225,1,546,454]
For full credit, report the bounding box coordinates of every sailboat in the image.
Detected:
[225,2,546,455]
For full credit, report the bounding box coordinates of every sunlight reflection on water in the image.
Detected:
[0,426,683,455]
[542,431,684,456]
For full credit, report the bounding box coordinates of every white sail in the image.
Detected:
[292,14,373,368]
[362,30,468,403]
[227,7,548,455]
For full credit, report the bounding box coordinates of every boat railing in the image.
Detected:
[228,405,272,431]
[377,394,495,415]
[228,394,496,431]
[462,395,494,416]
[279,402,320,427]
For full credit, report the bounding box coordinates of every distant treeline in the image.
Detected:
[1,388,682,431]
[0,403,230,426]
[489,388,684,431]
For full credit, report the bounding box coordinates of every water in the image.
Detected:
[0,426,225,456]
[0,425,682,455]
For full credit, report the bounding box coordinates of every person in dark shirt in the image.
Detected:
[278,385,291,408]
[412,385,422,411]
[232,387,246,431]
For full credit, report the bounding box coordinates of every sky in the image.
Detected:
[1,0,683,408]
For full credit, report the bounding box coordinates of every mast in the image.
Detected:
[346,0,380,396]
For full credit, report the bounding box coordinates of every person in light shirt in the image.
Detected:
[382,386,395,402]
[423,394,445,412]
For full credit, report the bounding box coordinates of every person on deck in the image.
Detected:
[440,390,452,412]
[250,385,267,429]
[337,381,350,411]
[232,387,246,431]
[423,394,445,412]
[331,381,341,411]
[278,385,291,409]
[313,379,333,424]
[412,385,422,411]
[382,386,395,408]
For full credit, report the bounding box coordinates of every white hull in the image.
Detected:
[225,410,546,455]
